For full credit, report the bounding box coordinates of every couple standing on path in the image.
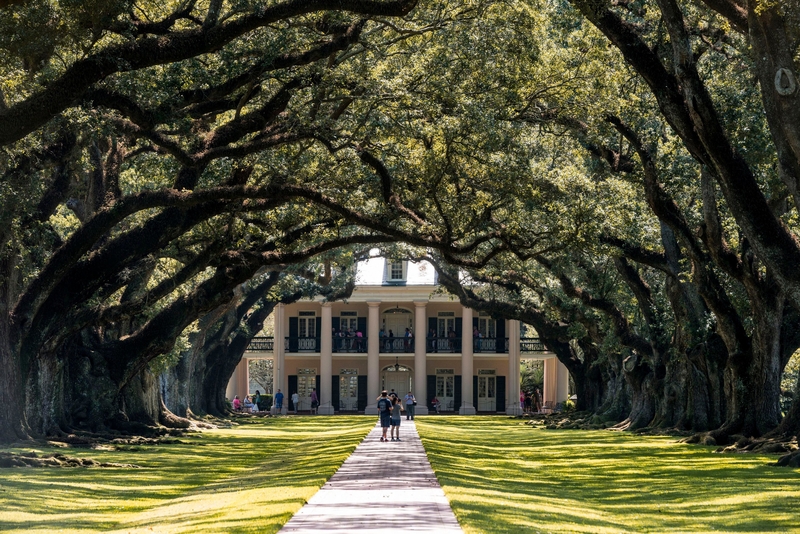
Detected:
[377,390,416,442]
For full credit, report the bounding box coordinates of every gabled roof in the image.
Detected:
[355,257,437,286]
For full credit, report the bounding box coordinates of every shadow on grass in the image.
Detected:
[416,416,800,533]
[0,416,375,533]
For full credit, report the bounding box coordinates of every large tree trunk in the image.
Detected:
[119,368,163,428]
[65,342,118,432]
[0,245,27,442]
[595,352,630,421]
[714,294,785,439]
[160,350,193,418]
[683,336,727,431]
[617,354,656,430]
[24,350,68,437]
[0,325,26,443]
[771,371,800,438]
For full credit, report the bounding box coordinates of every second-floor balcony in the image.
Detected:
[245,336,547,354]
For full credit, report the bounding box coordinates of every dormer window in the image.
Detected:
[386,260,407,284]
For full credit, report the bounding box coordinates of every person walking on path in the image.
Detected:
[274,389,284,412]
[377,391,393,442]
[291,391,299,414]
[310,388,319,414]
[404,391,416,420]
[390,396,404,441]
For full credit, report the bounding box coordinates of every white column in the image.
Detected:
[543,357,557,406]
[365,301,381,414]
[272,304,286,414]
[557,360,570,403]
[226,362,241,403]
[507,319,523,415]
[459,305,476,414]
[413,301,429,415]
[228,358,249,408]
[319,303,334,414]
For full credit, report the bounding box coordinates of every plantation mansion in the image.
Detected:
[227,257,570,415]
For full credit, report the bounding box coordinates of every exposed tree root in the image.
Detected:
[159,407,192,429]
[0,451,140,469]
[519,411,623,430]
[774,450,800,467]
[708,435,799,460]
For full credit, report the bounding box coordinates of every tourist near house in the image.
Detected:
[228,255,570,414]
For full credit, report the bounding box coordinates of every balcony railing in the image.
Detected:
[381,337,414,352]
[333,336,367,352]
[426,337,462,352]
[290,336,320,352]
[520,337,546,352]
[245,336,274,352]
[245,335,546,353]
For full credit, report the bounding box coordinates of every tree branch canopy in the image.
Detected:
[0,0,417,145]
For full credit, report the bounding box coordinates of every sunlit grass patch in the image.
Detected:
[416,417,800,533]
[0,416,375,533]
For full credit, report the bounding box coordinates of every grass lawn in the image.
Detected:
[415,417,800,533]
[0,416,374,534]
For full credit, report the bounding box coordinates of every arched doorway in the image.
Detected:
[382,307,413,336]
[382,364,412,397]
[382,307,413,352]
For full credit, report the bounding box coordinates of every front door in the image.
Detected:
[477,374,496,412]
[339,374,358,411]
[383,366,411,396]
[436,374,455,411]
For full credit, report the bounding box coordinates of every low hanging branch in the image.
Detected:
[0,0,418,145]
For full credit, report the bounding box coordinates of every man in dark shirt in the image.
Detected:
[377,390,393,442]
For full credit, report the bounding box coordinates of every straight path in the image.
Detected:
[280,418,463,533]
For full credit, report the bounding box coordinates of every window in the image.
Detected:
[340,311,358,332]
[386,260,407,282]
[478,313,496,338]
[438,311,455,338]
[298,368,317,399]
[298,311,316,338]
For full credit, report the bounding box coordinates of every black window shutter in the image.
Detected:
[357,316,367,335]
[331,375,340,412]
[496,376,506,413]
[454,375,462,412]
[288,375,298,410]
[495,318,506,353]
[427,375,436,409]
[315,317,322,351]
[455,317,468,352]
[428,318,437,352]
[357,375,368,411]
[473,375,478,411]
[331,317,340,352]
[289,317,298,352]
